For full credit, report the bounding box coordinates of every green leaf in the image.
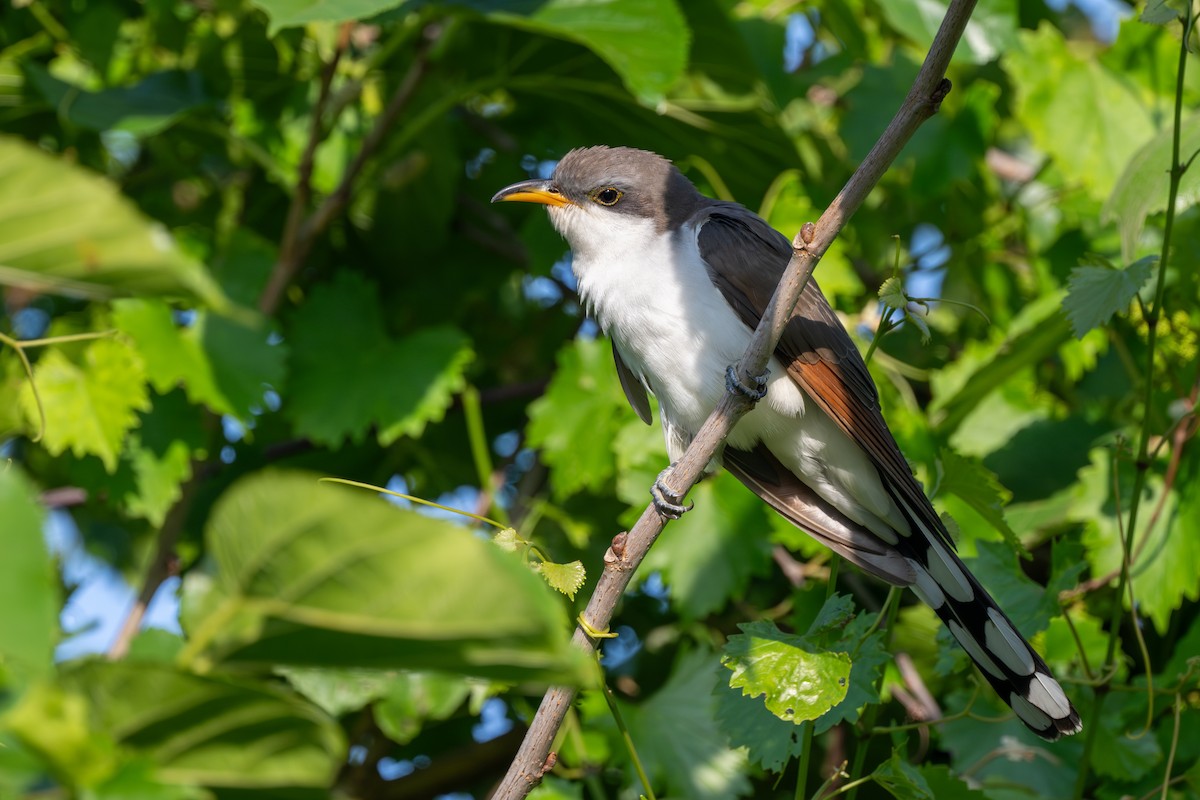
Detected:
[276,667,393,717]
[64,661,346,789]
[23,64,208,137]
[490,0,690,104]
[533,560,586,599]
[1090,693,1163,781]
[930,292,1072,435]
[1063,255,1154,339]
[873,749,934,800]
[0,469,57,687]
[713,680,806,772]
[624,650,750,799]
[1140,0,1188,24]
[1004,24,1155,199]
[639,473,773,619]
[0,136,227,309]
[286,273,472,446]
[916,764,991,799]
[937,448,1027,557]
[181,470,586,684]
[3,682,120,787]
[20,337,151,472]
[878,275,906,309]
[812,602,891,734]
[527,337,630,500]
[721,621,851,724]
[879,0,1017,65]
[1104,114,1200,262]
[115,299,286,421]
[1073,448,1199,634]
[373,671,473,745]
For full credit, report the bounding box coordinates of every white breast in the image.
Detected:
[552,206,807,460]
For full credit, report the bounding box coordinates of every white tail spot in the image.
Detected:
[985,608,1035,676]
[949,620,1004,679]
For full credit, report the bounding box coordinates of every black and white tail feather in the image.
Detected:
[722,444,1081,740]
[885,485,1082,739]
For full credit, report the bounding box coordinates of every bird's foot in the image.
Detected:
[726,365,769,401]
[651,463,693,520]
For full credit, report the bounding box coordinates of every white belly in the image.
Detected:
[565,210,903,536]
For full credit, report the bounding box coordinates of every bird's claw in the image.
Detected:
[651,464,693,519]
[726,365,769,401]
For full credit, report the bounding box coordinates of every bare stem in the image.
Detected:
[489,2,978,796]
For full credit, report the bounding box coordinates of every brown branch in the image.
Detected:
[489,2,978,796]
[107,465,201,659]
[258,25,438,315]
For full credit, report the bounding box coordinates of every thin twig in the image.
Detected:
[488,3,978,796]
[258,26,437,315]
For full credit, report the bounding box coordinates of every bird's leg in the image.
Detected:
[726,365,769,401]
[651,463,693,519]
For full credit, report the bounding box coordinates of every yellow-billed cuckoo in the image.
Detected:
[493,146,1081,740]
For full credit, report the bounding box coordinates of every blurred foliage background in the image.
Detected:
[1,0,1198,798]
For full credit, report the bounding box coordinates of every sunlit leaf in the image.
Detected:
[181,470,587,684]
[0,136,227,308]
[533,560,586,599]
[722,621,851,723]
[937,448,1027,557]
[527,337,630,500]
[19,337,151,472]
[879,0,1018,64]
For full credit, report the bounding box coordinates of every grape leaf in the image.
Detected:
[533,560,586,599]
[113,299,286,421]
[1063,255,1154,339]
[713,680,807,772]
[286,273,473,446]
[526,337,630,500]
[722,620,851,723]
[19,337,151,472]
[1004,24,1155,200]
[937,448,1027,558]
[873,749,934,800]
[624,650,750,800]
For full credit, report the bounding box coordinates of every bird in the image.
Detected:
[492,145,1081,740]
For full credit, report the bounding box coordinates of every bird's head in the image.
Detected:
[491,146,703,259]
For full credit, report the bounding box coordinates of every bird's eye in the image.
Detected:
[592,187,623,206]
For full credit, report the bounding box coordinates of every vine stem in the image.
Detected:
[489,3,978,796]
[1074,8,1194,798]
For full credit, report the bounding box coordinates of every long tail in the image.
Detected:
[890,491,1082,740]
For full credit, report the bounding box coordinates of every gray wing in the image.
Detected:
[695,202,954,553]
[613,340,652,425]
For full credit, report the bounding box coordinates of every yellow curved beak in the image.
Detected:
[491,179,573,207]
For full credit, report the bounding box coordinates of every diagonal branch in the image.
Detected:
[489,2,978,797]
[258,25,438,315]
